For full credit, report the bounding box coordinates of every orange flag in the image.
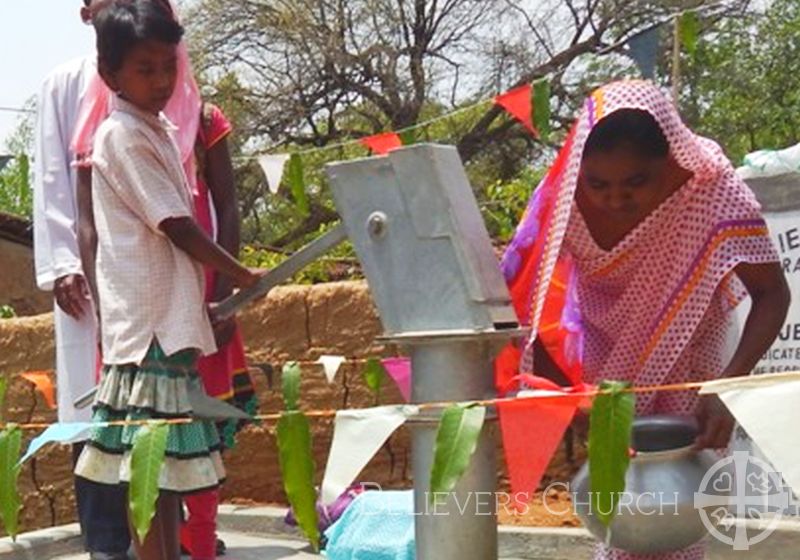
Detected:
[360,132,403,155]
[497,378,588,511]
[19,371,56,410]
[494,83,537,136]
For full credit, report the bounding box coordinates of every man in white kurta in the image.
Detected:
[33,55,97,425]
[32,5,130,559]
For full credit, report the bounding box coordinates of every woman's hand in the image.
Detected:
[693,394,735,450]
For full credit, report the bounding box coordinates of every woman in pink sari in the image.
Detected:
[499,80,789,560]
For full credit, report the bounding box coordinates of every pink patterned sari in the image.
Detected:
[500,81,778,559]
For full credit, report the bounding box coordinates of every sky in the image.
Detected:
[0,1,95,150]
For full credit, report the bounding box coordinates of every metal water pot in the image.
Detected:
[572,415,722,554]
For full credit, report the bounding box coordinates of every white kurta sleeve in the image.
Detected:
[32,69,83,291]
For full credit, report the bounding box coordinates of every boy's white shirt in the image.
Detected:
[91,96,216,364]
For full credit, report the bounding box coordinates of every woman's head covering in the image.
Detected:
[497,80,769,393]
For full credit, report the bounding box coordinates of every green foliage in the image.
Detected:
[362,358,386,405]
[429,404,486,504]
[682,0,800,163]
[240,233,361,285]
[129,422,169,543]
[0,425,22,540]
[0,98,35,219]
[281,361,302,411]
[481,167,544,242]
[588,381,635,528]
[0,306,16,320]
[186,0,795,262]
[276,411,320,551]
[0,155,32,219]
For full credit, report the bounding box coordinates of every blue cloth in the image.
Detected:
[324,490,415,560]
[19,422,93,465]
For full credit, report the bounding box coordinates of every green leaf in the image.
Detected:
[679,11,700,57]
[429,404,486,503]
[0,376,7,422]
[0,425,22,539]
[282,361,302,411]
[399,128,417,146]
[286,153,309,217]
[277,411,320,551]
[532,79,551,142]
[362,358,386,404]
[588,380,635,527]
[129,422,169,543]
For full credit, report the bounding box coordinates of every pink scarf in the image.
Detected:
[70,0,201,191]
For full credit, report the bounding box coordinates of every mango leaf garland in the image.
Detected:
[362,358,386,404]
[129,422,169,543]
[588,380,635,527]
[0,425,23,539]
[0,376,7,422]
[277,411,320,551]
[399,128,417,147]
[286,153,310,217]
[679,11,700,58]
[282,361,302,411]
[429,404,486,504]
[532,79,551,141]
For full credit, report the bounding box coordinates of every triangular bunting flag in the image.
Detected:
[19,371,56,409]
[19,422,93,465]
[257,154,291,194]
[495,84,535,135]
[498,390,582,511]
[381,357,412,402]
[700,372,800,497]
[627,26,662,80]
[317,355,346,384]
[320,405,418,504]
[360,132,403,155]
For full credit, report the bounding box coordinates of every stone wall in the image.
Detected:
[0,238,51,317]
[0,281,583,534]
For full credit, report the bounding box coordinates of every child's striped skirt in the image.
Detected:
[75,340,225,494]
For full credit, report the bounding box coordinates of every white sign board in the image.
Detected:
[732,172,800,514]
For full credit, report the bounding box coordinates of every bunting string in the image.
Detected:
[0,372,783,432]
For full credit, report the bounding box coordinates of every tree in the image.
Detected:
[0,98,35,219]
[186,0,752,246]
[680,0,800,163]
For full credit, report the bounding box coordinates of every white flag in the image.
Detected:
[257,154,291,194]
[321,405,418,504]
[700,372,800,496]
[317,355,346,384]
